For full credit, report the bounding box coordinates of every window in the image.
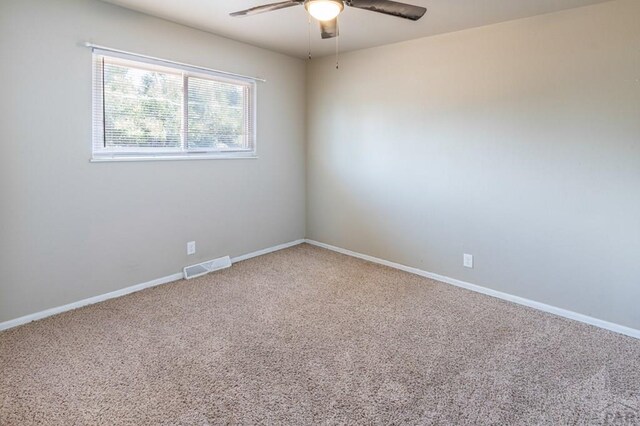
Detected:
[92,49,257,161]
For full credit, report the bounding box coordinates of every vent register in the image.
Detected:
[183,256,232,280]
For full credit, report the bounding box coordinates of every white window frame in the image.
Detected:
[91,48,258,162]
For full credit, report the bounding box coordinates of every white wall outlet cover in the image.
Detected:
[464,254,474,268]
[187,241,196,255]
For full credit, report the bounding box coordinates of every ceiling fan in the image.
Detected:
[230,0,427,39]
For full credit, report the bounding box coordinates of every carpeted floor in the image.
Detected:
[1,244,639,425]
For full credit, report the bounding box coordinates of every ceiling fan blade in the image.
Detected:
[347,0,426,21]
[319,18,339,39]
[230,0,302,17]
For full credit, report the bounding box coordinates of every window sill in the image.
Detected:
[90,153,258,163]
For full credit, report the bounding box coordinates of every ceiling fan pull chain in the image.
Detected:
[335,32,339,69]
[308,15,312,60]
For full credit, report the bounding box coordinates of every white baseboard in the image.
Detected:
[0,272,184,332]
[231,239,306,263]
[304,239,640,340]
[0,239,306,332]
[5,238,637,340]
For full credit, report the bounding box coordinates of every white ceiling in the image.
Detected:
[100,0,612,58]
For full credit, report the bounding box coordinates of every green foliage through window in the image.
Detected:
[95,55,255,156]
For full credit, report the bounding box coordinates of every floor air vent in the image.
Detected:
[183,256,232,280]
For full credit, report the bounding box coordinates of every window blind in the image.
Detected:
[187,76,253,152]
[91,48,257,159]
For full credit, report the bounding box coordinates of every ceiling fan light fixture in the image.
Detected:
[305,0,344,21]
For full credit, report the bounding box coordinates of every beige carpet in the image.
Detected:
[1,244,639,425]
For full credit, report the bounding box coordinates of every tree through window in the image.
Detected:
[92,51,256,160]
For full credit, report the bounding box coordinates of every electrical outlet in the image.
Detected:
[463,254,473,268]
[187,241,196,255]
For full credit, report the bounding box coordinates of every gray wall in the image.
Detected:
[307,0,640,329]
[0,0,306,322]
